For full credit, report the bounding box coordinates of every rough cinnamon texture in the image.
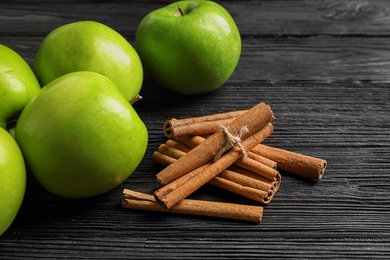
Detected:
[153,141,280,204]
[174,126,327,180]
[123,102,328,222]
[251,144,327,179]
[122,189,263,222]
[156,102,274,185]
[174,135,277,169]
[154,123,274,209]
[164,110,246,138]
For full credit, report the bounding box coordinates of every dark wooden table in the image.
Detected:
[1,1,389,259]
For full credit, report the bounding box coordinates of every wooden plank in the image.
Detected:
[3,36,390,83]
[2,1,390,37]
[230,0,390,36]
[0,2,152,37]
[1,0,390,258]
[236,36,390,82]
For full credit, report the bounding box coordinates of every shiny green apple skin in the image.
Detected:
[0,127,26,236]
[135,0,241,95]
[15,71,148,198]
[34,21,143,101]
[0,44,41,129]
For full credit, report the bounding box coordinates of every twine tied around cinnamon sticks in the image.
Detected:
[214,125,249,161]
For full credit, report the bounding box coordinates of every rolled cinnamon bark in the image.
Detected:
[157,141,279,192]
[228,165,281,192]
[235,157,279,182]
[209,177,273,204]
[248,151,277,169]
[174,135,277,169]
[174,132,326,180]
[164,110,247,138]
[155,123,274,209]
[165,139,192,153]
[156,102,274,186]
[154,162,211,200]
[157,142,277,178]
[251,144,327,179]
[122,189,263,223]
[153,148,278,204]
[157,143,186,160]
[152,151,176,167]
[163,105,326,179]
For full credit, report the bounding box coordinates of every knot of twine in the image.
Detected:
[213,125,249,162]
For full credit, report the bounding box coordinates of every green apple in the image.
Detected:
[15,71,148,198]
[135,0,241,95]
[0,44,41,130]
[34,21,143,101]
[0,127,26,236]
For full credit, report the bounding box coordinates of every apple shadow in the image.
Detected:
[13,171,116,229]
[135,76,229,115]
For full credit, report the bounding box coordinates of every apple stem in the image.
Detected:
[130,94,143,105]
[177,5,185,16]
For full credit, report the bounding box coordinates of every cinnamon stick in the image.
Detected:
[164,110,247,138]
[155,123,274,209]
[122,189,263,222]
[165,139,192,153]
[157,142,277,178]
[214,169,275,197]
[153,149,278,204]
[167,108,327,180]
[152,151,176,167]
[156,102,274,185]
[157,143,186,160]
[156,140,279,193]
[235,157,280,182]
[154,162,211,199]
[174,132,326,180]
[228,165,281,192]
[251,144,327,179]
[248,151,277,169]
[174,134,277,169]
[209,176,273,204]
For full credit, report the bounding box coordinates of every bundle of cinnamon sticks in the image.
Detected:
[122,102,327,222]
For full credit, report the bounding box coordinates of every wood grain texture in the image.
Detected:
[232,0,390,36]
[1,0,390,259]
[3,0,390,36]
